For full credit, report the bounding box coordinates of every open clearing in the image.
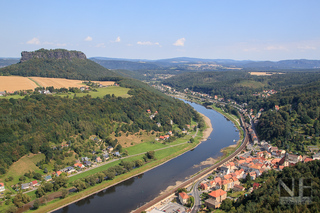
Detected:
[0,153,45,183]
[249,72,273,76]
[0,76,115,91]
[0,76,38,91]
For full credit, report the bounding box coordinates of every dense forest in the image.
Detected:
[0,78,199,175]
[163,71,320,104]
[247,81,320,154]
[220,160,320,213]
[0,55,120,81]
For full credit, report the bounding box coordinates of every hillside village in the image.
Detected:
[146,102,320,213]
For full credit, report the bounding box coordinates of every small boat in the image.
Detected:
[233,139,236,142]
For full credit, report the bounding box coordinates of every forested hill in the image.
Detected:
[0,49,120,80]
[162,71,320,103]
[221,160,320,213]
[0,78,200,175]
[249,81,320,154]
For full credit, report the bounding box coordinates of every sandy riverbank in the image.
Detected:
[199,112,213,141]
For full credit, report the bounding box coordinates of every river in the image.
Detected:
[54,100,239,213]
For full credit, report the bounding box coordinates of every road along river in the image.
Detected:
[54,100,239,213]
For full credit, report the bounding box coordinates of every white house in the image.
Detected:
[0,183,5,192]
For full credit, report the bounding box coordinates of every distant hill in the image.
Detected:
[91,57,161,71]
[90,57,320,71]
[0,49,121,80]
[0,58,19,68]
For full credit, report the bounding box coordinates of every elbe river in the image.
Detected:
[55,100,239,213]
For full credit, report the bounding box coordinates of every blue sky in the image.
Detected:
[1,0,320,60]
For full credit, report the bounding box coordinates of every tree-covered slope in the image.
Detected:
[162,71,320,104]
[248,81,320,154]
[0,82,199,175]
[0,49,120,80]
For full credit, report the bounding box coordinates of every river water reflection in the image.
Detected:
[55,101,239,213]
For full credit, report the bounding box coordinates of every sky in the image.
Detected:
[1,0,320,61]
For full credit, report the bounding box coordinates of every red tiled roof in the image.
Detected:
[304,158,313,163]
[31,180,38,185]
[209,189,227,198]
[179,192,189,199]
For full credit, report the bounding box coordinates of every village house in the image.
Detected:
[313,152,320,160]
[304,157,313,163]
[200,183,209,190]
[208,189,227,205]
[21,183,30,190]
[30,180,39,187]
[219,166,230,175]
[249,172,257,180]
[178,192,189,205]
[113,152,121,157]
[74,163,84,169]
[81,157,90,162]
[44,175,52,182]
[83,161,92,166]
[233,184,245,192]
[103,153,109,160]
[56,171,62,177]
[287,154,302,163]
[107,146,114,153]
[253,182,260,190]
[0,183,5,192]
[96,157,102,163]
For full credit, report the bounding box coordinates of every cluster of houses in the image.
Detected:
[252,89,277,98]
[196,137,320,209]
[147,109,158,120]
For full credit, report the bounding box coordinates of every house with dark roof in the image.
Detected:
[44,175,52,182]
[21,183,30,190]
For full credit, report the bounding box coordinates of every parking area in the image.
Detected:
[159,202,187,213]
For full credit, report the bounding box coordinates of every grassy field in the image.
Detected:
[30,140,200,213]
[1,86,131,99]
[0,154,45,185]
[236,80,266,89]
[56,86,131,98]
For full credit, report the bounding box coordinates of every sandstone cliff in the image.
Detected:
[20,48,87,63]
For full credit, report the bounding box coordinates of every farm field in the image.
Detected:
[0,76,115,91]
[56,86,131,98]
[0,76,38,91]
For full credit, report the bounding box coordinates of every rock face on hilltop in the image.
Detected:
[20,48,87,63]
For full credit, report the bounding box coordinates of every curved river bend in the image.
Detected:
[55,101,239,213]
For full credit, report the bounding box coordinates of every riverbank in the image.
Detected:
[141,105,244,213]
[25,113,212,213]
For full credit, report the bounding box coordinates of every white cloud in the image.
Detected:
[84,36,93,41]
[137,41,160,46]
[96,43,106,48]
[265,45,287,51]
[27,37,40,45]
[298,45,316,50]
[115,36,121,42]
[173,38,186,46]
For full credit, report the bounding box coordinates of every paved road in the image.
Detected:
[132,114,249,213]
[191,179,201,213]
